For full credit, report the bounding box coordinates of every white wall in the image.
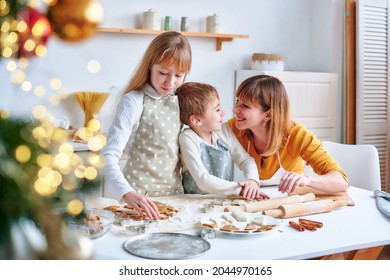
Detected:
[0,0,345,140]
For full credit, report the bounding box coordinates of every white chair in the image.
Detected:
[305,141,381,191]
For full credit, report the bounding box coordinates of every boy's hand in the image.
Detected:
[238,180,269,200]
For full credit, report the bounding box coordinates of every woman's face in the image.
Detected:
[149,64,186,96]
[233,96,269,131]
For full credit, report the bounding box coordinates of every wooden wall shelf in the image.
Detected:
[96,28,249,51]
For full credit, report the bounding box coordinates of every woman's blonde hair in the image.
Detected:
[123,31,192,94]
[236,75,294,156]
[176,82,219,125]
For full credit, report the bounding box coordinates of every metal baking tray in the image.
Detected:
[123,232,211,259]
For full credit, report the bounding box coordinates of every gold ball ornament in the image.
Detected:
[47,0,104,42]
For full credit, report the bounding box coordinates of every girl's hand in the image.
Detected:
[278,172,308,194]
[238,180,269,200]
[122,192,160,220]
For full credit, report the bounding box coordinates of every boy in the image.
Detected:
[176,82,269,199]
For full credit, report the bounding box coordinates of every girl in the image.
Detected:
[102,31,192,219]
[228,75,349,194]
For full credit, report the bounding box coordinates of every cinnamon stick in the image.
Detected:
[298,218,323,228]
[289,221,305,232]
[299,222,317,231]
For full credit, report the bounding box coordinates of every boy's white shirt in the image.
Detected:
[179,123,260,196]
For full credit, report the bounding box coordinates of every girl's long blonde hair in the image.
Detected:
[123,31,192,94]
[236,75,294,156]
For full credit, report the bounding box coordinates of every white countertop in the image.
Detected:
[91,186,390,260]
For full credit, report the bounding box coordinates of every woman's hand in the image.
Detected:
[122,191,160,220]
[278,172,308,194]
[238,180,270,199]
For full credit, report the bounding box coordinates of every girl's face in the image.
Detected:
[150,64,186,96]
[199,96,225,132]
[234,96,269,131]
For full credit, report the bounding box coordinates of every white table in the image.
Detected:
[91,186,390,260]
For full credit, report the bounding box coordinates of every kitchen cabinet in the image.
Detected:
[96,27,249,51]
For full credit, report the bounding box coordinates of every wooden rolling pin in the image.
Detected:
[243,193,315,213]
[262,199,348,218]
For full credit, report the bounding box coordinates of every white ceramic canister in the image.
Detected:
[143,9,161,30]
[206,13,221,33]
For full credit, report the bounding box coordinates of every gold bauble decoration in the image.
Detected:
[47,0,104,42]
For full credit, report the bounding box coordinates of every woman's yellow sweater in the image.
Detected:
[227,118,349,183]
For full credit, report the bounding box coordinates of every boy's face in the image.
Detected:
[199,96,225,132]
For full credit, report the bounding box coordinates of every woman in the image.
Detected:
[227,75,349,194]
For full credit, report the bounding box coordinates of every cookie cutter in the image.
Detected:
[212,199,230,206]
[144,219,159,230]
[200,203,214,213]
[198,228,216,239]
[122,219,146,234]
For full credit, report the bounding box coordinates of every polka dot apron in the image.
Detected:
[182,138,232,194]
[122,94,184,196]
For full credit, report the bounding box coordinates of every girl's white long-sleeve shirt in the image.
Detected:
[179,123,260,196]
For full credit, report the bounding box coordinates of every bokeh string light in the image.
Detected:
[2,0,105,113]
[0,111,106,259]
[1,1,107,260]
[1,2,50,59]
[1,0,106,218]
[1,0,104,58]
[1,110,106,217]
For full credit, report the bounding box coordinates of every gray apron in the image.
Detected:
[122,94,183,196]
[182,138,232,194]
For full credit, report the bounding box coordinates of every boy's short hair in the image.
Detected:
[176,82,220,125]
